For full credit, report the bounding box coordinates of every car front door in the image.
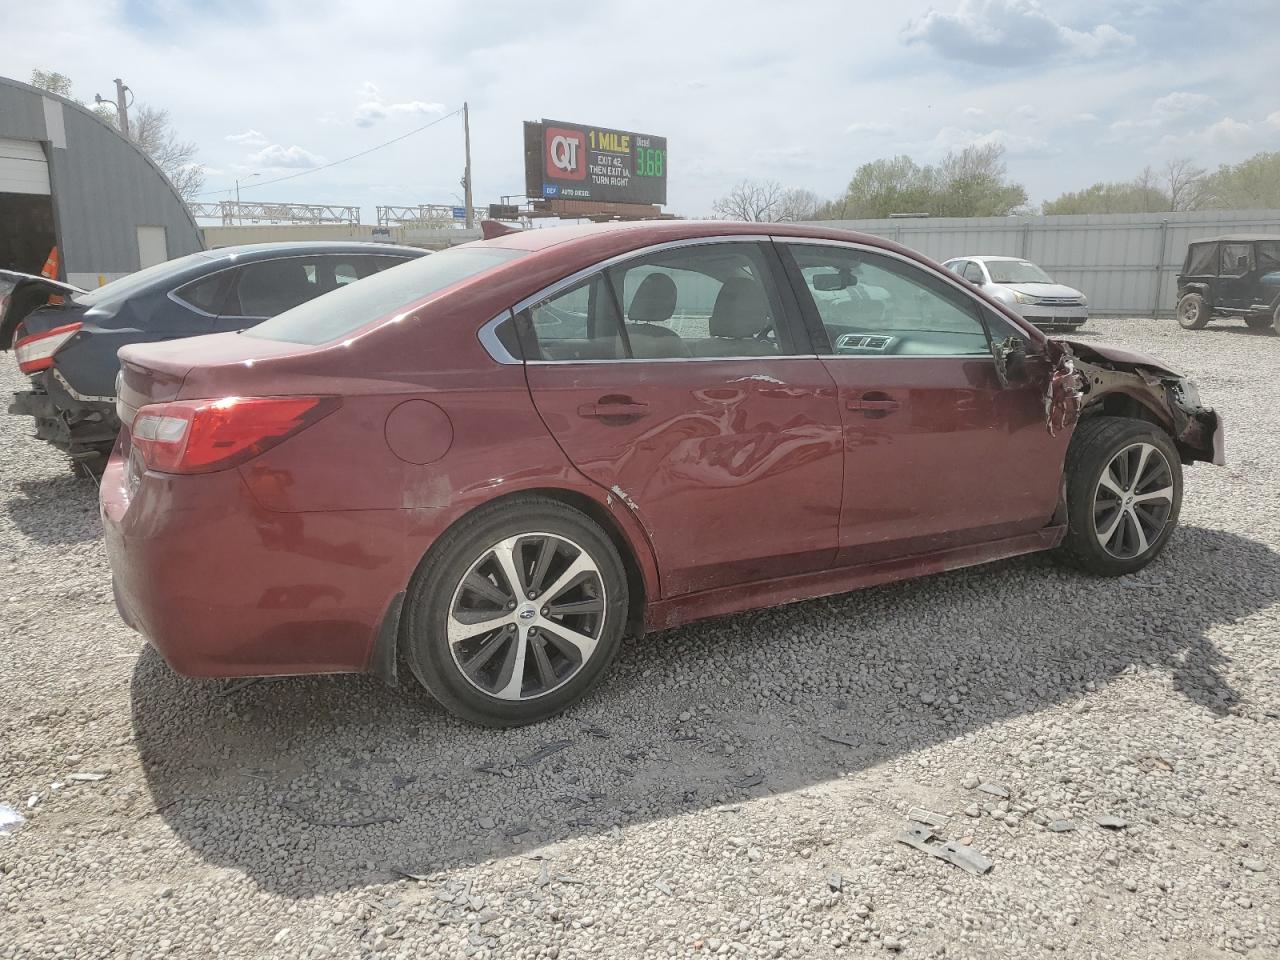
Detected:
[1217,242,1255,310]
[778,240,1070,567]
[521,239,844,597]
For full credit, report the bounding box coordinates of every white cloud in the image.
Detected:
[225,129,268,146]
[1267,111,1280,131]
[903,0,1134,66]
[1071,113,1099,124]
[1160,116,1255,150]
[1010,104,1039,124]
[1152,91,1216,119]
[353,82,445,128]
[246,144,327,169]
[963,107,987,119]
[845,121,893,135]
[933,125,1057,156]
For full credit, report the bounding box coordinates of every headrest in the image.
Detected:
[628,273,677,324]
[709,277,771,338]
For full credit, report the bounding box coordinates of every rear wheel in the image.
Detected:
[1176,292,1210,330]
[402,498,628,727]
[1059,417,1183,576]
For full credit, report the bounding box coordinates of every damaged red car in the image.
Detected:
[101,221,1224,726]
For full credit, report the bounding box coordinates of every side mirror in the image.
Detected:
[991,335,1029,388]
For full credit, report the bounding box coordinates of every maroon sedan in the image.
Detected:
[101,221,1224,726]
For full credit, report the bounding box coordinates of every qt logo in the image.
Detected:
[545,127,587,181]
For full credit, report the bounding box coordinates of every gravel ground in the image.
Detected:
[1,317,1277,960]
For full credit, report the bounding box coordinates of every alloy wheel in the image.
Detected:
[446,533,606,700]
[1092,442,1175,560]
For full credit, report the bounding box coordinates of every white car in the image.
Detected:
[942,256,1088,332]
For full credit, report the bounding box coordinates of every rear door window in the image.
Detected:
[1220,243,1253,278]
[962,262,986,284]
[521,274,627,361]
[226,258,326,318]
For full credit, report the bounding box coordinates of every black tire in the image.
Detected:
[1176,292,1210,330]
[1244,314,1273,330]
[1059,417,1183,576]
[402,497,629,727]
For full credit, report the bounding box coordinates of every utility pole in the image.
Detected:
[114,78,131,139]
[93,78,132,139]
[462,101,474,230]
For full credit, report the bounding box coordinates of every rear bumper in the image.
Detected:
[9,370,118,456]
[100,449,437,678]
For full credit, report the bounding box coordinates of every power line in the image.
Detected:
[197,106,465,198]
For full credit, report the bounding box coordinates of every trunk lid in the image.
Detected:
[115,331,322,424]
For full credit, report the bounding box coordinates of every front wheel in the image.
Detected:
[1176,292,1210,330]
[402,498,629,727]
[1059,417,1183,576]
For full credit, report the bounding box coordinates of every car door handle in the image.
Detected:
[847,397,900,412]
[577,400,650,419]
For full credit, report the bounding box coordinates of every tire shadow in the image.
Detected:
[130,524,1277,898]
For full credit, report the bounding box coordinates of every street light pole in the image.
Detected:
[235,174,261,225]
[463,101,474,230]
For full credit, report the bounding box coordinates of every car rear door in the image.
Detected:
[521,238,844,597]
[778,240,1069,567]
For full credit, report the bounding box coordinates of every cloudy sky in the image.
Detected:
[8,0,1279,219]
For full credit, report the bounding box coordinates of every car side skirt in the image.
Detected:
[643,525,1066,633]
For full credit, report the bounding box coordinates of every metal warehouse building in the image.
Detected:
[0,75,203,288]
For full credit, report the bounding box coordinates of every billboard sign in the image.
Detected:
[524,119,666,205]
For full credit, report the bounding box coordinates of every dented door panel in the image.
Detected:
[525,358,845,596]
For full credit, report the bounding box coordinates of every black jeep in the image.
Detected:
[1176,235,1280,332]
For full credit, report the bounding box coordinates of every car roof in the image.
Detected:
[945,255,1030,263]
[1189,235,1280,244]
[475,219,896,255]
[198,241,426,261]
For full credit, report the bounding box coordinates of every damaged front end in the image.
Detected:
[1045,339,1224,466]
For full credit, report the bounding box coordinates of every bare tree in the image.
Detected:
[1164,157,1207,212]
[774,188,823,222]
[712,179,788,221]
[126,105,206,202]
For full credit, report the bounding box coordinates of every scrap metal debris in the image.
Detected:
[730,773,765,790]
[977,782,1009,798]
[67,772,109,782]
[827,871,843,893]
[519,739,573,767]
[1047,819,1078,833]
[908,807,949,828]
[820,733,861,747]
[896,823,993,876]
[1095,815,1129,830]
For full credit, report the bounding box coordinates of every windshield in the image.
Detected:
[73,253,211,306]
[246,246,528,345]
[985,260,1053,284]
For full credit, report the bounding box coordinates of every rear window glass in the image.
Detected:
[246,247,527,345]
[1184,243,1217,275]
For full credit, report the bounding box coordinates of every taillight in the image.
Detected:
[131,396,338,475]
[14,322,82,374]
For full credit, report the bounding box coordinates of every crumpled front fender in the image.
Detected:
[1046,339,1224,465]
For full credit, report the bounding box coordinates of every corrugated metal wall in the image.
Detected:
[812,211,1280,317]
[0,76,204,285]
